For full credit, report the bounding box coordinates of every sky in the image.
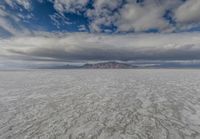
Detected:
[1,0,200,68]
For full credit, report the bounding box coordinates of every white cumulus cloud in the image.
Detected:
[175,0,200,24]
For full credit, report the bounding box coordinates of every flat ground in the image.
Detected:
[0,69,200,139]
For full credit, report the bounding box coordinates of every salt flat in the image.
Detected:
[0,69,200,139]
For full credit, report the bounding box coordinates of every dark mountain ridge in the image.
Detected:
[81,62,137,69]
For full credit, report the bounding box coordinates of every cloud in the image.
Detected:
[53,0,89,14]
[0,6,31,36]
[1,0,200,35]
[0,1,33,36]
[1,32,200,63]
[116,3,168,32]
[78,25,87,31]
[4,0,31,10]
[49,13,71,29]
[175,0,200,24]
[86,0,122,32]
[2,0,200,34]
[50,0,188,33]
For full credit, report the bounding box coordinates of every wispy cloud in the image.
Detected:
[0,3,31,37]
[4,0,32,10]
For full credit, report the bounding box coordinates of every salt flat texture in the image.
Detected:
[0,69,200,139]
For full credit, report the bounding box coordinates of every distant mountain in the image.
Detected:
[36,61,200,69]
[41,62,138,69]
[81,62,137,69]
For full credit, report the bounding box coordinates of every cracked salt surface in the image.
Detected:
[0,69,200,139]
